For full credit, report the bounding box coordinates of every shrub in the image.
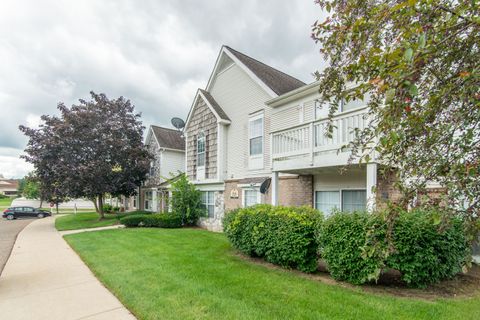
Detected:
[102,203,113,213]
[170,174,204,225]
[224,204,323,273]
[143,213,183,228]
[319,212,387,284]
[387,209,468,287]
[120,214,150,227]
[113,206,120,212]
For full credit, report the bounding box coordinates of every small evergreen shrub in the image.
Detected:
[387,209,468,287]
[120,214,150,227]
[223,204,323,273]
[319,212,387,284]
[143,213,183,228]
[102,203,113,213]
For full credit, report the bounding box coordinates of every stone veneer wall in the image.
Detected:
[185,97,217,180]
[198,191,225,232]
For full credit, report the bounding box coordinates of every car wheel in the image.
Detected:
[6,215,14,220]
[37,213,44,218]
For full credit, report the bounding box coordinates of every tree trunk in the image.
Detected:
[55,203,59,215]
[91,197,99,213]
[97,195,105,220]
[39,199,43,209]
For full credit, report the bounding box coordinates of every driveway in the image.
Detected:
[0,218,32,275]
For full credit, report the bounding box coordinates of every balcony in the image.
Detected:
[271,106,369,172]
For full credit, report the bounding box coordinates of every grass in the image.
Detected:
[55,211,149,230]
[0,197,13,210]
[65,228,480,320]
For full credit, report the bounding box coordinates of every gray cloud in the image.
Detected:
[0,0,326,178]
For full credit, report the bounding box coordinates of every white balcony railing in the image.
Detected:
[271,107,368,161]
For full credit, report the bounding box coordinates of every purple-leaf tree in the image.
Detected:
[20,92,152,218]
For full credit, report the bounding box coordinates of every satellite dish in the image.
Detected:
[171,117,185,130]
[260,178,271,194]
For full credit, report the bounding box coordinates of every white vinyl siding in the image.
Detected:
[209,63,272,178]
[159,150,185,181]
[315,191,340,214]
[201,191,215,218]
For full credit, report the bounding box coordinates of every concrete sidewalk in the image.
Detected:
[0,217,136,320]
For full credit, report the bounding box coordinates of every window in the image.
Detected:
[342,190,367,212]
[149,161,155,176]
[197,133,206,167]
[249,116,263,156]
[315,191,340,215]
[201,191,215,218]
[244,189,259,207]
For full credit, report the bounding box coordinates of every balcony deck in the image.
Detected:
[270,106,369,172]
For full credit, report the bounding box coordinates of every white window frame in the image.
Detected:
[248,113,264,170]
[201,191,215,218]
[196,132,206,180]
[242,188,261,208]
[314,188,367,214]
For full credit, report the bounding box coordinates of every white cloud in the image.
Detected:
[0,0,327,178]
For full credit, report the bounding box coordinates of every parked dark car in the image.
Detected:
[2,206,51,220]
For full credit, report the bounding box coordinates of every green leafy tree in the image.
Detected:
[23,179,40,200]
[312,1,480,239]
[169,174,204,225]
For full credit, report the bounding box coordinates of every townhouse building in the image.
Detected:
[139,125,185,212]
[181,45,395,231]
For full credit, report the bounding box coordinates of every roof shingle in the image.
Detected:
[199,89,231,122]
[225,46,306,96]
[151,126,185,151]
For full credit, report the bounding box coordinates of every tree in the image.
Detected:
[20,92,152,219]
[23,176,40,200]
[169,174,204,225]
[312,1,480,239]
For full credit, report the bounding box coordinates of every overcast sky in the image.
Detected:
[0,0,326,178]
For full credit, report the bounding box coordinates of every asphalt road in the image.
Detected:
[0,218,33,275]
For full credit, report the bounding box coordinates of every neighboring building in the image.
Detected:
[139,125,185,212]
[0,175,18,197]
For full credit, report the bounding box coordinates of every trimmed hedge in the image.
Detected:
[318,209,468,287]
[120,213,183,228]
[223,204,323,273]
[318,212,387,285]
[387,209,468,287]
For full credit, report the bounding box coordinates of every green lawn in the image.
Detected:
[55,212,122,230]
[0,197,13,210]
[65,228,480,320]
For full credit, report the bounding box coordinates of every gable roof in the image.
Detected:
[184,89,231,131]
[218,46,306,96]
[150,126,185,151]
[199,89,231,122]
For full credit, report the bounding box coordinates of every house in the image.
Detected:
[181,45,415,232]
[139,125,185,212]
[0,175,18,197]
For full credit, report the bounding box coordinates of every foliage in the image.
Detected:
[319,209,468,287]
[223,204,323,272]
[120,214,150,228]
[169,174,204,225]
[120,213,183,228]
[19,92,152,218]
[0,194,8,199]
[102,204,113,213]
[143,213,183,228]
[312,1,480,239]
[319,212,387,284]
[387,208,468,287]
